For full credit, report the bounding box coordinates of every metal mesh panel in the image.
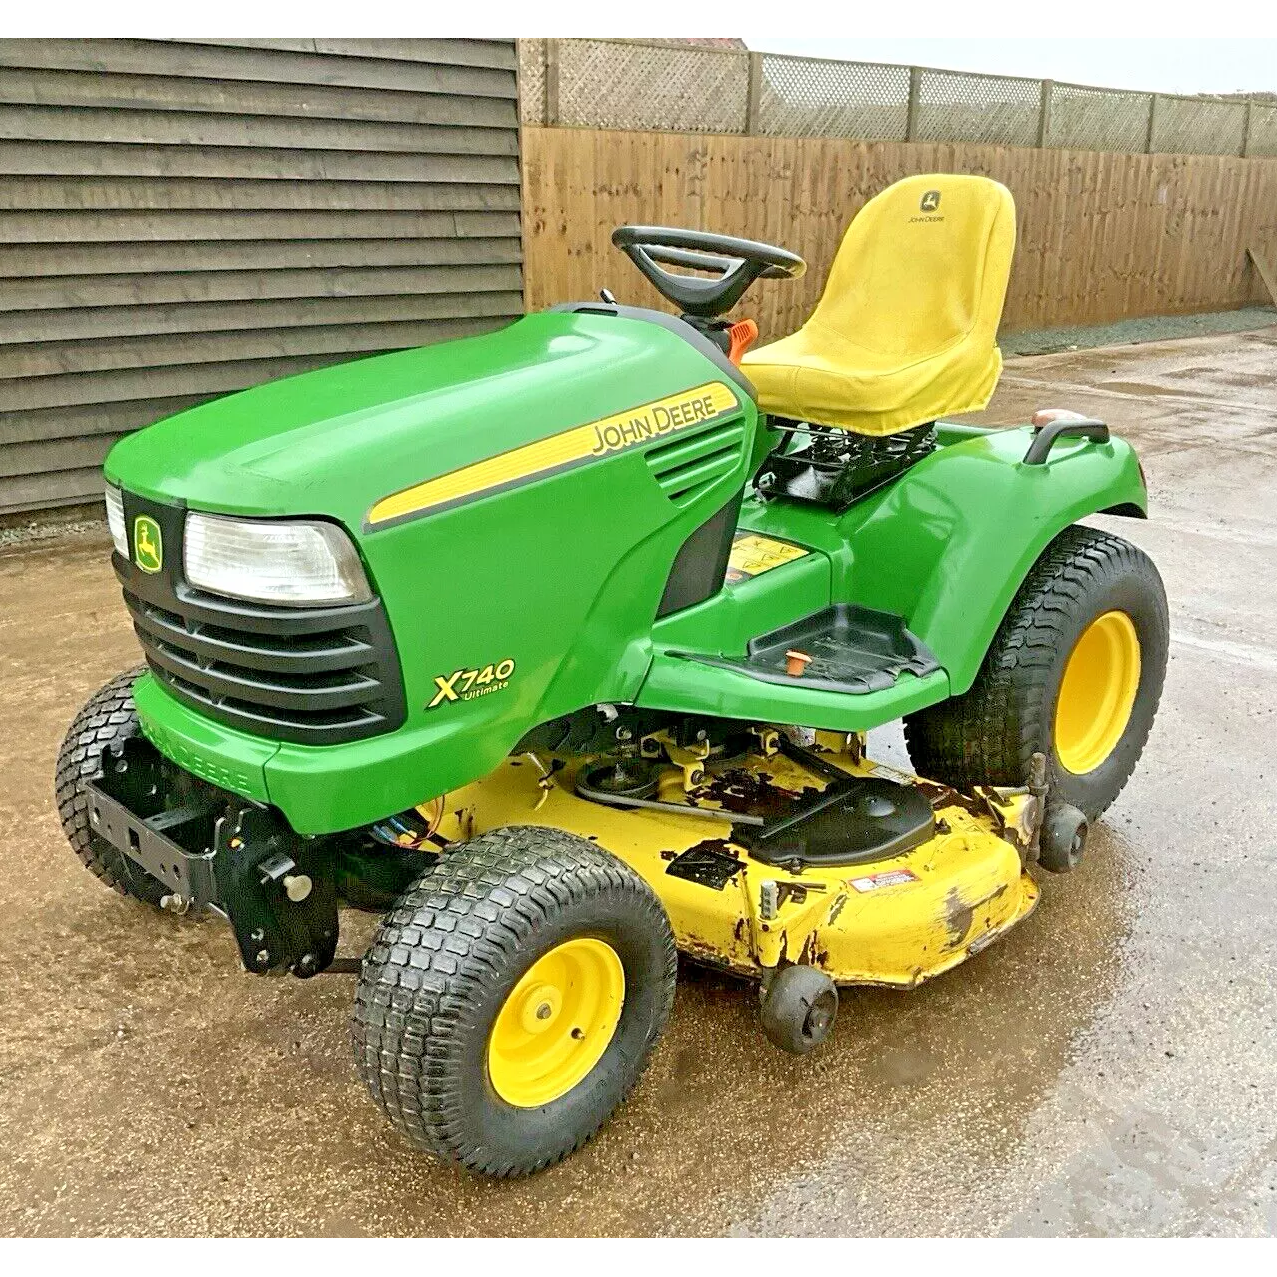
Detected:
[520,39,1274,159]
[556,39,748,134]
[1248,106,1277,157]
[758,55,909,140]
[1046,84,1151,153]
[1153,96,1246,156]
[915,69,1039,146]
[518,38,547,124]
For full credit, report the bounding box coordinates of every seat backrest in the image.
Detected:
[808,174,1016,360]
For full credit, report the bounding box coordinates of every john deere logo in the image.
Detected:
[133,515,162,574]
[920,189,941,212]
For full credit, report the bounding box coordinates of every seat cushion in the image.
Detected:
[744,319,1004,437]
[742,174,1016,437]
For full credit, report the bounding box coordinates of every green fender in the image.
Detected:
[835,423,1148,694]
[643,421,1147,731]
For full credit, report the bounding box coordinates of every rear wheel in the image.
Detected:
[904,525,1168,820]
[54,667,168,906]
[351,826,676,1177]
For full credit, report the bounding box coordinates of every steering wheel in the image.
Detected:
[611,226,806,319]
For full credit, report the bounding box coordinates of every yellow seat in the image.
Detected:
[741,174,1017,437]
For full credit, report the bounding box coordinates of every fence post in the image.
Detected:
[1036,79,1053,148]
[745,51,763,135]
[1241,101,1253,157]
[906,66,922,141]
[1145,92,1159,154]
[545,38,561,127]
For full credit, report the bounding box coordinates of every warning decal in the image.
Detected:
[725,533,810,585]
[850,868,920,893]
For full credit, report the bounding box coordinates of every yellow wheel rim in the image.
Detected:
[1054,610,1142,774]
[487,938,625,1108]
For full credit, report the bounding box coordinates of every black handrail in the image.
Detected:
[1022,416,1110,465]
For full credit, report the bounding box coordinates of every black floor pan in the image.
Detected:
[687,603,939,695]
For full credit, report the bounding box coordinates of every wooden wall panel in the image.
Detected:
[0,38,522,515]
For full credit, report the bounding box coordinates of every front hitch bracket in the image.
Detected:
[211,805,340,977]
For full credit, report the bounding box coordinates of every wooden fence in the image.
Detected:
[521,126,1277,338]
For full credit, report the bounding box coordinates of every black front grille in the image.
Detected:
[122,583,406,745]
[112,492,406,746]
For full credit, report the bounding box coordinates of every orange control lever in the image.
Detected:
[727,319,759,365]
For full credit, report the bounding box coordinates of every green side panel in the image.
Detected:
[643,423,1145,717]
[649,545,831,657]
[133,674,275,803]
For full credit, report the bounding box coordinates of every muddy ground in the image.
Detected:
[1,327,1275,1236]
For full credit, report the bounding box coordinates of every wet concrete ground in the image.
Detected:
[1,327,1275,1236]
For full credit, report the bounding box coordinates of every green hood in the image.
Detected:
[105,310,727,534]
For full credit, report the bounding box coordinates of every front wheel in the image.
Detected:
[351,826,677,1177]
[54,667,169,906]
[904,525,1168,820]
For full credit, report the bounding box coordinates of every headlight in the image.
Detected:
[183,512,373,607]
[104,484,128,558]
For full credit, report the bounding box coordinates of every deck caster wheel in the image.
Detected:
[1038,802,1088,873]
[760,964,838,1055]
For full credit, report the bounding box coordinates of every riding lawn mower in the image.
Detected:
[56,173,1167,1176]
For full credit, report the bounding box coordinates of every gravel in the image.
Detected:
[1003,306,1277,357]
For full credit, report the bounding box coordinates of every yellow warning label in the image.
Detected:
[725,533,810,584]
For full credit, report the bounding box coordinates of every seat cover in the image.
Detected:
[741,174,1016,436]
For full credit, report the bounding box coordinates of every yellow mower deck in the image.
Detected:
[435,744,1040,988]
